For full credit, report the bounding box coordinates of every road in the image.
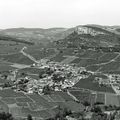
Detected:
[67,90,79,102]
[10,63,30,69]
[86,53,120,68]
[95,53,120,66]
[20,46,39,63]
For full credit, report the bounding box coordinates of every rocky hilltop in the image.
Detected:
[55,25,120,48]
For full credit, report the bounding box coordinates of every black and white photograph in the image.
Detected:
[0,0,120,119]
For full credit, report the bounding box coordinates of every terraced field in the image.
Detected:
[69,89,120,106]
[53,91,74,101]
[105,93,120,106]
[96,93,105,104]
[0,88,81,119]
[69,90,91,103]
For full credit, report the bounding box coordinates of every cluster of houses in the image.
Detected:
[107,74,120,94]
[94,76,110,87]
[29,61,91,94]
[0,59,91,94]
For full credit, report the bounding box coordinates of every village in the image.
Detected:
[0,58,120,96]
[0,59,91,95]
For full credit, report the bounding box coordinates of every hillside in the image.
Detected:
[1,25,120,46]
[0,28,71,45]
[0,34,34,45]
[55,25,120,48]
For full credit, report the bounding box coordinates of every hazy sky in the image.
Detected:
[0,0,120,29]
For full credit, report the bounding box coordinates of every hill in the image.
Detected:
[0,34,34,45]
[0,28,70,45]
[55,25,120,48]
[1,25,120,46]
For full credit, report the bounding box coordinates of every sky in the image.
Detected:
[0,0,120,29]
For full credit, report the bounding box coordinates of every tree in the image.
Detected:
[83,101,90,107]
[42,85,51,95]
[63,108,72,117]
[27,114,33,120]
[52,74,65,83]
[39,70,45,79]
[1,74,8,79]
[0,112,14,120]
[91,106,102,113]
[20,72,27,77]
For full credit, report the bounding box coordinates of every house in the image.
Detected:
[66,116,77,120]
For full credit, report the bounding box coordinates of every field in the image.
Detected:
[53,91,74,101]
[0,40,27,54]
[96,93,105,104]
[16,97,33,103]
[97,53,118,63]
[77,50,103,59]
[50,48,120,74]
[18,67,44,74]
[1,42,120,74]
[69,90,91,103]
[0,88,81,119]
[16,67,45,80]
[1,53,34,65]
[105,93,120,106]
[73,75,115,93]
[0,63,16,72]
[62,101,85,112]
[50,53,66,62]
[99,61,120,73]
[72,58,98,67]
[0,89,25,98]
[69,88,120,106]
[86,65,101,72]
[43,94,65,102]
[0,41,47,67]
[0,41,37,74]
[25,47,56,60]
[61,56,78,64]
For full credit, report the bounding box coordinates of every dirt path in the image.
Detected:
[61,56,78,64]
[95,53,120,66]
[20,46,39,63]
[86,53,120,70]
[10,63,30,69]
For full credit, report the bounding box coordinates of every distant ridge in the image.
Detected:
[1,24,120,45]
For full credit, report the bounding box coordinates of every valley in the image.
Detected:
[0,25,120,119]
